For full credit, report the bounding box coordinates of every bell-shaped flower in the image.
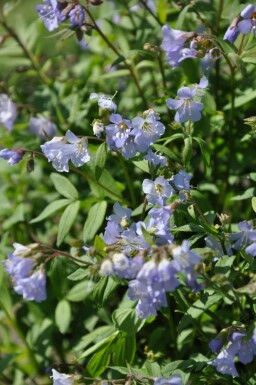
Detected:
[0,94,17,131]
[41,130,90,172]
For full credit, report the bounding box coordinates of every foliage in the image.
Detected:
[0,1,256,385]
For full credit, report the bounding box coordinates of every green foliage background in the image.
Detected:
[0,1,256,384]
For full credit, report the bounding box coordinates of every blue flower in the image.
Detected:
[69,5,85,26]
[209,348,238,376]
[144,149,167,169]
[14,268,47,302]
[106,114,133,149]
[131,110,165,151]
[238,4,256,37]
[230,221,256,250]
[142,176,174,205]
[0,93,17,131]
[161,25,196,68]
[36,0,59,31]
[3,246,46,303]
[231,332,256,365]
[51,369,75,385]
[172,240,201,275]
[29,117,57,140]
[41,130,90,172]
[0,149,24,165]
[154,375,182,385]
[223,16,240,43]
[166,78,208,123]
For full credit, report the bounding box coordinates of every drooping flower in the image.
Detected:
[90,93,117,112]
[161,25,196,68]
[3,246,47,303]
[29,117,57,140]
[144,149,167,169]
[36,0,59,31]
[224,16,240,43]
[209,348,238,376]
[69,4,85,26]
[166,78,208,123]
[172,240,201,275]
[230,221,256,250]
[41,130,90,172]
[0,149,24,165]
[154,375,182,385]
[51,369,75,385]
[0,94,17,131]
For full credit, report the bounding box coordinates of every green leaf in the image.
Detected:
[93,275,119,306]
[29,199,71,224]
[94,142,108,180]
[175,4,191,29]
[193,137,210,172]
[83,201,107,243]
[79,331,119,360]
[133,160,149,173]
[236,275,256,295]
[55,299,71,334]
[86,342,112,377]
[66,280,95,302]
[157,0,168,24]
[143,360,162,377]
[172,224,205,233]
[67,268,89,281]
[252,197,256,213]
[57,200,80,246]
[112,308,145,336]
[177,291,222,332]
[50,173,79,199]
[231,187,255,201]
[113,335,136,366]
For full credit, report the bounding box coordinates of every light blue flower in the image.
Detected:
[0,94,17,131]
[41,130,90,172]
[69,5,85,26]
[29,117,57,140]
[209,348,238,376]
[0,149,24,165]
[36,0,59,31]
[142,176,174,206]
[238,4,256,36]
[167,78,208,123]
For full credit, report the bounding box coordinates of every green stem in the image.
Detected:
[118,153,137,207]
[216,0,224,33]
[139,0,163,26]
[0,298,39,373]
[70,166,131,206]
[86,8,148,109]
[0,15,50,86]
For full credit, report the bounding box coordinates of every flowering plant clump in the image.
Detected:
[1,1,256,385]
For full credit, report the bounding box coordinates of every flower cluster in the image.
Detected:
[51,369,76,385]
[41,130,90,172]
[166,78,208,123]
[36,0,85,32]
[3,243,46,302]
[93,107,166,159]
[161,25,220,69]
[209,327,256,376]
[100,168,201,319]
[224,4,256,43]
